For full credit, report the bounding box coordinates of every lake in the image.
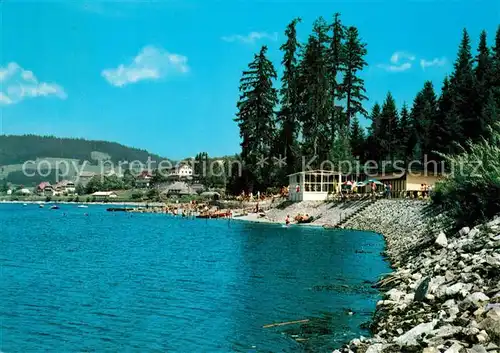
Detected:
[0,203,390,352]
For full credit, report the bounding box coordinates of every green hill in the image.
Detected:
[0,135,165,166]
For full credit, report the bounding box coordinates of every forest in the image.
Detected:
[229,14,500,193]
[0,135,163,166]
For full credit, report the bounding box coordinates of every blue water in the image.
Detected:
[0,203,390,352]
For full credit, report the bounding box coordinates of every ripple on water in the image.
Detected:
[0,204,390,352]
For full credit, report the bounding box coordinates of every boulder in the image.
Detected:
[423,348,439,353]
[479,307,500,343]
[467,345,487,353]
[459,227,471,236]
[394,320,437,347]
[444,342,464,353]
[465,292,490,307]
[485,254,500,267]
[365,344,385,353]
[436,231,448,248]
[445,282,473,298]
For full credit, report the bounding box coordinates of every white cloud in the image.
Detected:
[377,62,412,72]
[378,51,415,73]
[221,31,278,44]
[390,51,415,64]
[102,46,189,87]
[420,57,447,69]
[0,62,67,106]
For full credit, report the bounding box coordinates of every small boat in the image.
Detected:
[23,203,28,206]
[39,204,45,208]
[77,205,88,208]
[50,205,60,210]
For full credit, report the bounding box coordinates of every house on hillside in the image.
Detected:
[54,180,76,195]
[135,171,152,188]
[91,191,118,201]
[36,182,54,196]
[166,164,193,180]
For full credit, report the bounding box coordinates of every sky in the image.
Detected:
[1,0,499,160]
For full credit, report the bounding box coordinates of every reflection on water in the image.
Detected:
[0,204,390,352]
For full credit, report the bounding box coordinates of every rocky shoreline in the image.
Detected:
[335,200,500,353]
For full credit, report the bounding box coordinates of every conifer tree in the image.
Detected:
[435,77,460,156]
[379,92,399,162]
[449,29,479,142]
[329,13,346,137]
[234,46,278,191]
[298,17,332,163]
[475,30,494,138]
[277,18,302,178]
[412,81,438,161]
[492,26,500,110]
[365,103,382,162]
[342,26,368,127]
[397,103,414,163]
[349,116,365,160]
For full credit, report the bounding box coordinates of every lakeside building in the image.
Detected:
[91,191,118,201]
[161,181,195,197]
[288,170,350,201]
[36,182,54,196]
[287,169,444,201]
[54,180,76,195]
[369,170,444,197]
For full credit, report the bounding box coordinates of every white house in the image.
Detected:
[167,164,193,180]
[288,170,345,201]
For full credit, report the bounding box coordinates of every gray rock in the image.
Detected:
[459,227,471,236]
[465,292,490,307]
[365,344,385,353]
[485,254,500,267]
[467,345,487,353]
[445,282,473,298]
[436,231,448,248]
[444,342,464,353]
[423,348,439,353]
[394,320,437,347]
[468,228,480,238]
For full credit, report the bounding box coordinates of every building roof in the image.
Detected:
[79,171,96,177]
[92,191,117,196]
[162,182,194,195]
[37,182,52,190]
[287,170,341,177]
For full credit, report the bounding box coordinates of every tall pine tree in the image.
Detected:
[349,116,365,160]
[449,29,479,142]
[342,26,368,127]
[298,17,332,163]
[328,13,346,139]
[378,92,399,162]
[277,18,302,178]
[365,103,382,162]
[234,46,278,191]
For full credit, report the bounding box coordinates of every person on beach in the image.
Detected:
[285,215,290,226]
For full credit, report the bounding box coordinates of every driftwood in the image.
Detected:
[262,319,309,328]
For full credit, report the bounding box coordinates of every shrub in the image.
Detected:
[431,125,500,231]
[131,191,143,200]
